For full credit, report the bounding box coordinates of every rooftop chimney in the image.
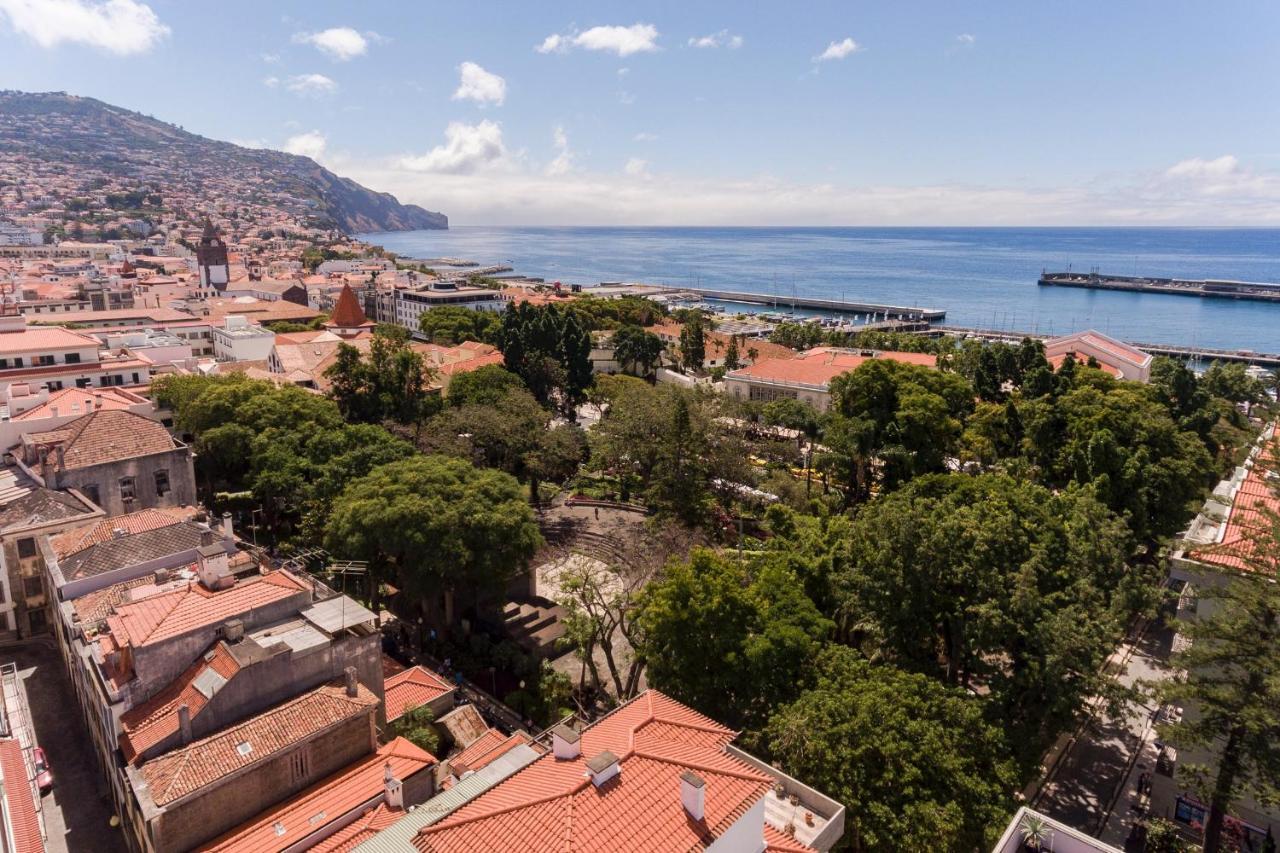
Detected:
[221,512,233,542]
[384,761,404,810]
[551,724,581,760]
[177,704,193,745]
[222,618,244,643]
[586,751,620,788]
[680,771,706,821]
[344,666,358,698]
[196,540,231,585]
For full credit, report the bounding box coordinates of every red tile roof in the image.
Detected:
[119,642,242,764]
[1190,436,1280,575]
[414,690,776,853]
[105,570,307,648]
[51,506,197,559]
[11,386,146,420]
[727,346,936,389]
[448,729,528,776]
[0,739,44,853]
[196,738,435,853]
[25,410,180,470]
[139,681,380,807]
[0,324,101,355]
[384,666,454,724]
[327,283,372,329]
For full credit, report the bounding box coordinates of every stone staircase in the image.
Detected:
[501,598,569,660]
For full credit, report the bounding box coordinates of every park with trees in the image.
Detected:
[152,304,1279,850]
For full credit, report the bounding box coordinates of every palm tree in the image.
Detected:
[1019,813,1052,851]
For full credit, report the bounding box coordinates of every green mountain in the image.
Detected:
[0,90,446,233]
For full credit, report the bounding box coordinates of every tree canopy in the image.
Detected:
[766,646,1017,853]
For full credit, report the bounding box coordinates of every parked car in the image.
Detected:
[32,747,52,794]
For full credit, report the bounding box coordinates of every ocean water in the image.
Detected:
[359,227,1280,353]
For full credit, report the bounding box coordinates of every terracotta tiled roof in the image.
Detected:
[11,386,146,420]
[727,346,936,389]
[310,801,403,853]
[196,738,435,853]
[72,574,159,625]
[1047,353,1122,377]
[1045,329,1152,370]
[1190,437,1280,575]
[327,284,371,329]
[26,409,180,470]
[119,642,243,764]
[139,681,380,807]
[448,729,528,776]
[414,690,774,853]
[57,520,208,582]
[52,507,197,559]
[106,570,308,648]
[0,324,101,355]
[384,666,454,724]
[0,739,44,853]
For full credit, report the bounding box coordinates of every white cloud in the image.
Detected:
[1165,155,1239,179]
[283,130,327,160]
[293,26,368,61]
[399,120,509,175]
[536,23,658,57]
[283,73,337,96]
[815,37,861,62]
[617,67,630,76]
[546,125,574,176]
[688,30,742,49]
[263,76,280,88]
[956,33,976,46]
[634,132,658,142]
[342,152,1280,227]
[261,52,281,64]
[0,0,169,55]
[624,158,649,177]
[452,61,506,106]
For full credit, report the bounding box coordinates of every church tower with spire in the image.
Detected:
[324,283,376,338]
[196,220,229,294]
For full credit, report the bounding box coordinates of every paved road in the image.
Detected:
[1034,618,1176,844]
[2,643,126,853]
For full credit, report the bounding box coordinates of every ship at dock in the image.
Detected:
[1038,270,1280,303]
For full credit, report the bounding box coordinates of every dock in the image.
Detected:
[658,286,945,322]
[1039,271,1280,304]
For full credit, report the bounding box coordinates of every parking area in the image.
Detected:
[2,642,126,853]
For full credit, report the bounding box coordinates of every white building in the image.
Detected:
[211,316,276,362]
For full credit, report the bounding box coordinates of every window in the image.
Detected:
[28,609,46,631]
[35,355,55,366]
[12,357,21,368]
[119,477,136,502]
[75,378,91,389]
[47,381,63,391]
[0,358,7,369]
[82,484,100,506]
[290,749,310,782]
[16,538,36,559]
[22,576,42,599]
[131,372,140,384]
[154,469,170,496]
[64,352,81,364]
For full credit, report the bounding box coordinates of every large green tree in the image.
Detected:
[417,305,501,345]
[610,325,664,377]
[325,455,542,624]
[495,302,593,412]
[637,548,831,731]
[839,473,1133,762]
[822,359,975,501]
[765,646,1016,853]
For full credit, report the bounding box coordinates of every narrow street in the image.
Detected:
[1033,616,1178,847]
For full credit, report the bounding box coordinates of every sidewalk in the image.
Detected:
[1033,618,1176,840]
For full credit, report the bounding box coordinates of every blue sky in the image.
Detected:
[2,0,1279,225]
